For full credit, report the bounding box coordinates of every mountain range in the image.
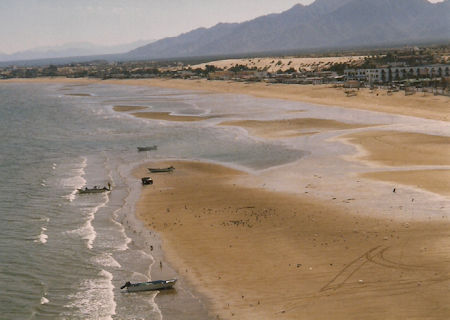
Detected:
[128,0,450,60]
[0,40,153,62]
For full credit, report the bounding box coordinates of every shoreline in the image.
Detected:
[2,77,449,122]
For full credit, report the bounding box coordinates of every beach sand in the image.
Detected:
[135,161,450,320]
[340,130,450,166]
[105,79,450,122]
[362,169,450,197]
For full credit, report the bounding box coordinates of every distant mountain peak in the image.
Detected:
[127,0,449,60]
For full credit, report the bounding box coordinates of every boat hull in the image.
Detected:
[148,166,174,173]
[137,146,157,152]
[77,188,110,194]
[125,279,177,292]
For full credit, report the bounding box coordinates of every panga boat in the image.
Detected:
[137,146,157,152]
[78,184,111,194]
[141,177,153,185]
[148,166,175,173]
[120,279,177,292]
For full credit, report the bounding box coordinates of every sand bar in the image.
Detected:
[135,161,450,320]
[130,111,213,122]
[340,130,450,167]
[220,118,372,139]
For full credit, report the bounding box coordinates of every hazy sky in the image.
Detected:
[0,0,444,54]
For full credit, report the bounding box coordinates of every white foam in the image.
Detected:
[93,253,122,268]
[63,157,87,202]
[68,193,109,249]
[65,269,116,320]
[34,227,48,244]
[111,209,131,251]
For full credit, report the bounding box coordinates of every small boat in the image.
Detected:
[137,146,157,152]
[78,184,111,194]
[141,177,153,185]
[120,279,177,292]
[148,166,175,173]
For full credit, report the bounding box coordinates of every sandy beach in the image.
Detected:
[123,78,449,319]
[135,161,450,320]
[4,77,450,319]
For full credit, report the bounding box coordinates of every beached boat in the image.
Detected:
[137,146,157,152]
[148,166,175,173]
[141,177,153,185]
[120,279,177,292]
[78,184,111,194]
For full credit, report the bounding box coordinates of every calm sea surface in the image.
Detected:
[0,82,304,319]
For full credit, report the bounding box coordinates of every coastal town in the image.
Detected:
[2,45,449,95]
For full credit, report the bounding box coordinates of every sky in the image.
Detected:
[0,0,312,53]
[0,0,444,54]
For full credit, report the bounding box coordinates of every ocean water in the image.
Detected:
[0,82,305,319]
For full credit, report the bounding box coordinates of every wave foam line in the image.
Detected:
[65,269,116,320]
[64,157,87,202]
[111,208,131,251]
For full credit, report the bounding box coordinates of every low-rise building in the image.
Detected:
[345,64,450,84]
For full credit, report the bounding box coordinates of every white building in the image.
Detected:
[345,64,449,83]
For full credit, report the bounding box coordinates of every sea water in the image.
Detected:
[0,82,304,319]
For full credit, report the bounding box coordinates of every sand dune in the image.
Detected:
[191,56,366,73]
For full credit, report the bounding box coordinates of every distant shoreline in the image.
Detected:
[3,77,449,122]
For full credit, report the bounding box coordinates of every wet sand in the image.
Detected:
[135,161,450,320]
[220,118,372,139]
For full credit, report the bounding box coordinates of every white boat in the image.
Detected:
[120,279,177,292]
